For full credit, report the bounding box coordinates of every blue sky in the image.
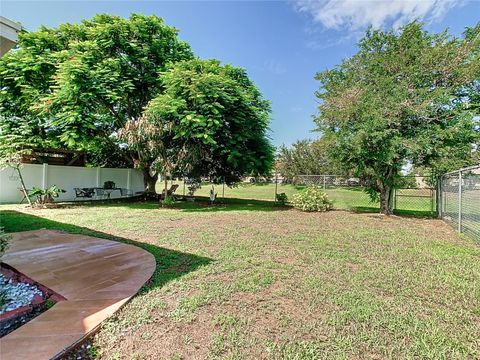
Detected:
[2,0,479,147]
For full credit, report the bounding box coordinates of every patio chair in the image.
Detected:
[94,188,106,200]
[160,184,179,199]
[120,188,133,197]
[74,188,95,200]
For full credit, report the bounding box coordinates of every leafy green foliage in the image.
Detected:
[275,192,288,206]
[122,59,274,187]
[29,185,66,206]
[103,181,116,190]
[291,186,332,212]
[0,227,10,259]
[315,22,480,214]
[186,181,202,197]
[276,138,342,182]
[0,15,273,191]
[0,14,194,177]
[160,197,176,207]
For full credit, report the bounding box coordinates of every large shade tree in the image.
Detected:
[276,138,341,182]
[0,14,194,191]
[315,22,480,214]
[121,59,274,196]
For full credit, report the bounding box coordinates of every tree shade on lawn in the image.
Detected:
[0,204,478,358]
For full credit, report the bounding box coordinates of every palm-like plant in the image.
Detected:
[29,185,66,205]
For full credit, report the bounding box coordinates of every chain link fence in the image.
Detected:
[291,175,436,215]
[155,174,437,216]
[291,175,377,211]
[439,165,480,242]
[393,176,436,216]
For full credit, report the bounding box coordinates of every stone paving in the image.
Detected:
[0,229,155,360]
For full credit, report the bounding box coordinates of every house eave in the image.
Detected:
[0,16,21,57]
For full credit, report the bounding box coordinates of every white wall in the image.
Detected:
[0,164,144,203]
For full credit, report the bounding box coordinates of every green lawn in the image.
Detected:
[160,182,435,215]
[1,200,478,359]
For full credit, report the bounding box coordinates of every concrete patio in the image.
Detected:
[0,229,155,360]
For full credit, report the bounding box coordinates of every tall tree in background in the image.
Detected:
[315,22,480,214]
[276,138,340,181]
[121,59,274,196]
[0,14,193,191]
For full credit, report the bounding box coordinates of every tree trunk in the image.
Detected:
[143,169,158,193]
[379,184,394,215]
[16,166,32,206]
[164,174,169,200]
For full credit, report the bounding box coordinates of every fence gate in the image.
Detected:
[393,176,437,216]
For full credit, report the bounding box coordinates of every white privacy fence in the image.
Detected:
[0,163,145,203]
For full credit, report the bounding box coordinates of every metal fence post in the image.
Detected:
[436,177,442,218]
[274,173,278,203]
[323,175,326,191]
[458,171,462,233]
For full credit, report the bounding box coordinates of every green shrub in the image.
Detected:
[291,186,332,212]
[161,196,175,207]
[0,227,10,259]
[29,185,66,206]
[103,181,116,189]
[275,192,288,206]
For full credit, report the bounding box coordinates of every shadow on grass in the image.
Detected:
[60,197,291,213]
[350,206,437,217]
[179,197,291,212]
[0,210,213,291]
[350,206,380,213]
[59,197,436,217]
[393,209,437,218]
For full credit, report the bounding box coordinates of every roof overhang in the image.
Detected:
[0,16,21,57]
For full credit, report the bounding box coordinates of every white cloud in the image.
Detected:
[294,0,461,31]
[262,59,287,75]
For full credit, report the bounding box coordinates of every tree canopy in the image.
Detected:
[121,59,274,192]
[0,14,274,191]
[315,22,480,214]
[276,138,341,182]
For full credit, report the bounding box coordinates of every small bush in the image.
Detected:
[0,227,10,259]
[275,192,288,206]
[161,196,175,207]
[29,185,66,206]
[103,181,116,189]
[291,186,332,212]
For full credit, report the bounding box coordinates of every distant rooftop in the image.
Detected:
[0,16,21,57]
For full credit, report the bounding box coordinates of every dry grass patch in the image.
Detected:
[0,202,479,359]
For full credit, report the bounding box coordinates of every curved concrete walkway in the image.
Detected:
[0,229,155,360]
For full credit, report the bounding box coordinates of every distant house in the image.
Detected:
[0,16,21,57]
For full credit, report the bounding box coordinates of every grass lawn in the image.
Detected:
[162,182,435,216]
[1,200,479,359]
